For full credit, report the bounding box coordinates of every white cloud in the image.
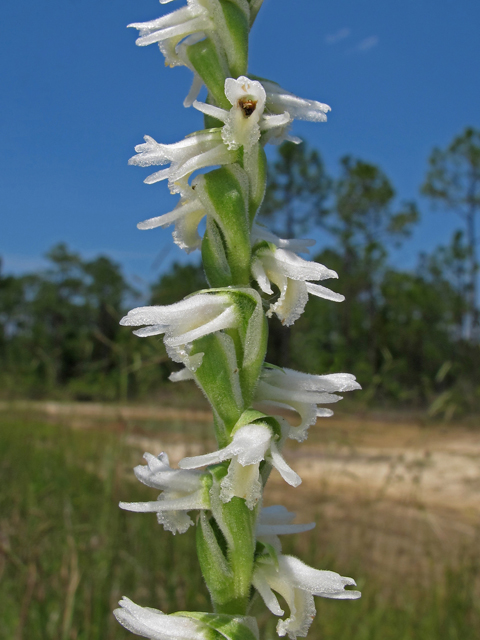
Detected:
[325,28,351,45]
[355,36,379,52]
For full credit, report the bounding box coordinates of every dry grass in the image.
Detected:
[1,401,479,639]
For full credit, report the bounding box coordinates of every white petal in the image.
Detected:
[262,249,338,282]
[179,447,231,469]
[172,204,206,252]
[157,510,195,535]
[251,256,274,294]
[114,597,206,640]
[268,278,308,327]
[258,505,295,526]
[229,424,272,466]
[263,368,361,394]
[306,282,345,303]
[192,100,228,122]
[165,305,237,347]
[263,79,331,123]
[280,556,361,600]
[260,112,291,131]
[133,324,168,338]
[119,489,208,513]
[134,453,203,492]
[252,571,284,616]
[269,442,301,487]
[220,459,262,509]
[169,367,195,382]
[137,198,203,230]
[252,224,315,254]
[120,294,230,328]
[257,522,315,536]
[225,76,266,111]
[183,72,204,108]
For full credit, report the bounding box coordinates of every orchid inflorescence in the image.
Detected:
[115,2,361,638]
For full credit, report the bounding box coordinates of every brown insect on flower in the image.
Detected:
[239,98,257,117]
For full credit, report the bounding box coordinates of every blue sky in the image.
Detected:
[1,0,479,286]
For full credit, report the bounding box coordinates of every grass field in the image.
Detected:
[1,403,479,640]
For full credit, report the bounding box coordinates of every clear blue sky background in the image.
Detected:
[1,0,479,287]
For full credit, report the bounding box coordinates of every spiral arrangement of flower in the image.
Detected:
[115,2,361,638]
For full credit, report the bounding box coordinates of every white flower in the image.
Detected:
[251,224,316,255]
[251,244,344,326]
[128,1,213,66]
[252,556,360,640]
[119,452,209,534]
[193,76,292,151]
[179,423,301,509]
[261,79,331,123]
[119,292,239,370]
[255,367,361,441]
[137,177,205,253]
[127,1,253,107]
[256,505,315,553]
[129,130,236,194]
[114,597,209,640]
[114,597,260,640]
[137,164,249,254]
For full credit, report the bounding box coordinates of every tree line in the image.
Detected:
[1,128,479,417]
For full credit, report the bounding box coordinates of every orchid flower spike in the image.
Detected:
[119,452,210,534]
[193,77,293,151]
[179,423,301,509]
[252,555,360,640]
[129,130,236,194]
[256,505,315,553]
[251,243,345,326]
[255,367,361,441]
[119,292,240,370]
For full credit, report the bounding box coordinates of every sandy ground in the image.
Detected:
[3,400,479,585]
